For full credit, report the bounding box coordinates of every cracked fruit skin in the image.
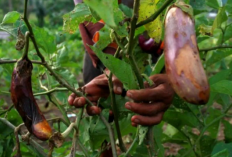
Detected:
[11,58,52,140]
[164,7,209,104]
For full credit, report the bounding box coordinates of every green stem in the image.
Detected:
[0,59,45,65]
[147,126,155,157]
[0,104,14,116]
[23,0,45,62]
[99,114,117,157]
[199,45,232,52]
[107,48,126,153]
[136,0,174,28]
[34,88,68,96]
[70,109,85,157]
[22,31,30,59]
[48,95,70,125]
[77,139,90,157]
[127,0,143,89]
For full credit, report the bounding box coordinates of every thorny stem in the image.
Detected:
[99,114,117,157]
[22,31,30,59]
[107,48,127,153]
[136,0,174,28]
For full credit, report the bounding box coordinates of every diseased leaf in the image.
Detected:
[63,3,93,34]
[138,0,163,43]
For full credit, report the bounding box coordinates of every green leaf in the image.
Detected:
[84,0,116,27]
[206,0,221,9]
[63,3,92,34]
[33,26,56,54]
[151,54,164,75]
[212,149,229,157]
[222,120,232,143]
[119,3,133,18]
[1,11,20,24]
[204,108,221,138]
[211,142,232,157]
[190,0,208,15]
[91,46,139,90]
[209,69,232,85]
[206,50,232,66]
[224,24,232,42]
[89,110,109,149]
[211,80,232,95]
[211,7,228,33]
[163,110,199,128]
[200,135,217,156]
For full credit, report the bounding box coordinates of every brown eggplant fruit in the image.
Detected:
[11,58,52,140]
[164,6,209,104]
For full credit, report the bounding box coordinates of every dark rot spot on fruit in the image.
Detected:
[174,32,178,38]
[182,32,187,37]
[199,89,210,104]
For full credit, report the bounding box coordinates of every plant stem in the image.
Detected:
[124,129,139,156]
[22,31,30,59]
[77,139,90,157]
[0,59,45,65]
[146,126,155,157]
[127,0,144,89]
[107,48,127,153]
[199,45,232,52]
[99,114,117,157]
[70,109,84,157]
[24,0,45,62]
[61,123,75,138]
[48,95,70,124]
[0,104,14,116]
[136,0,174,28]
[34,88,68,96]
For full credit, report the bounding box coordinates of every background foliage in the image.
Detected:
[0,0,232,156]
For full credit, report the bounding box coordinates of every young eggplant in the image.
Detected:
[11,58,52,140]
[164,4,209,104]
